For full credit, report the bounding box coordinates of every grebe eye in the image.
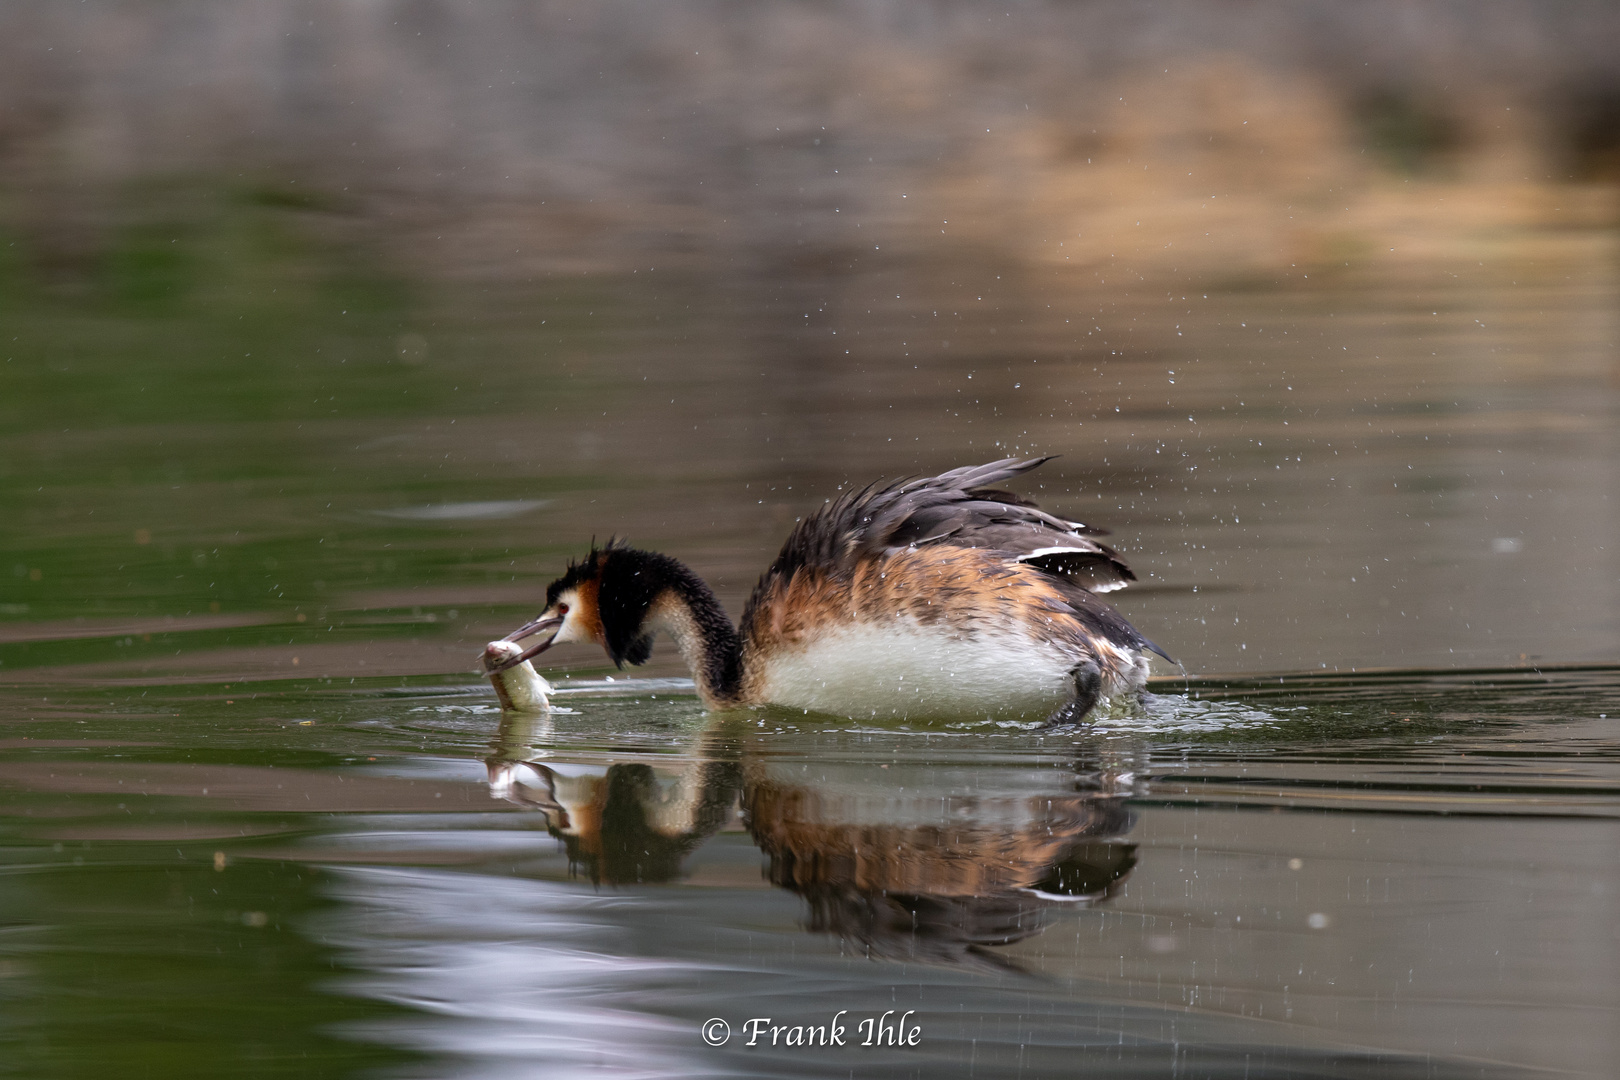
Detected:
[557,603,569,616]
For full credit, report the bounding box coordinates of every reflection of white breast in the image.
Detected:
[756,619,1081,719]
[640,767,714,836]
[744,760,1121,833]
[742,758,1135,898]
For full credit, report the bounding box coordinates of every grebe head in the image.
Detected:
[496,542,685,672]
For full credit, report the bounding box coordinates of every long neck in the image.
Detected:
[647,576,745,708]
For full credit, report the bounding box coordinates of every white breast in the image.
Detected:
[755,619,1085,720]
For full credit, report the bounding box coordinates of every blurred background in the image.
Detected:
[1,0,1617,683]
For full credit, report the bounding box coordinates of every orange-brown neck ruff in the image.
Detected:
[572,575,605,649]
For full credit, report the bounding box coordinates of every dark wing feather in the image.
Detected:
[761,456,1137,592]
[1049,574,1175,663]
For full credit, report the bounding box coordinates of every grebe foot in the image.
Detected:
[1045,660,1103,726]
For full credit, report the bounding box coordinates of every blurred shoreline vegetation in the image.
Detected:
[1,3,1615,294]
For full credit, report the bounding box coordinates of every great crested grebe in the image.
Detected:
[494,457,1171,722]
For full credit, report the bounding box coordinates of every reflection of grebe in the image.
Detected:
[501,760,739,886]
[496,457,1170,721]
[486,713,740,886]
[742,763,1136,967]
[484,709,1138,967]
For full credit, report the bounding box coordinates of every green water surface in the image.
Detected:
[2,176,1618,1078]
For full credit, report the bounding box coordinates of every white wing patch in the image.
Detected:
[1018,545,1086,558]
[1013,546,1132,591]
